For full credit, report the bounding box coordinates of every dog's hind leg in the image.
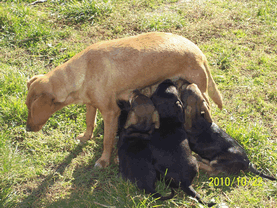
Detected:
[77,105,97,143]
[195,155,221,176]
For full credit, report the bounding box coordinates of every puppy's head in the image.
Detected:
[25,75,64,132]
[124,91,159,133]
[181,83,212,132]
[151,79,184,123]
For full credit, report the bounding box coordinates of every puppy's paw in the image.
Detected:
[94,157,110,168]
[76,133,91,144]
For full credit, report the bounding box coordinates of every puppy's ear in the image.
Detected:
[31,92,55,126]
[152,109,160,129]
[124,111,137,129]
[184,106,193,131]
[201,101,213,123]
[27,75,44,90]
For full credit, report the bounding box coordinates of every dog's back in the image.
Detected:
[188,118,248,161]
[150,126,197,186]
[117,91,175,200]
[117,92,158,189]
[150,79,197,185]
[150,79,216,207]
[118,130,156,191]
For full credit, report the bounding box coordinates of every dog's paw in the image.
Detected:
[76,133,91,144]
[94,158,110,168]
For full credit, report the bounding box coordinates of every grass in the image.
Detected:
[0,0,276,207]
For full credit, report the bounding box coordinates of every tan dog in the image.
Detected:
[25,32,223,168]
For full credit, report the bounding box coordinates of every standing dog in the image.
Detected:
[25,32,223,168]
[117,90,174,200]
[181,83,276,180]
[150,80,216,207]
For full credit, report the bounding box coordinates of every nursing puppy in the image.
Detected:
[150,80,216,207]
[117,90,174,200]
[181,83,276,180]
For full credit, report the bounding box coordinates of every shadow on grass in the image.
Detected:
[14,139,245,208]
[15,136,120,208]
[15,143,89,208]
[45,159,120,208]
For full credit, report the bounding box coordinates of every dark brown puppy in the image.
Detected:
[150,80,216,207]
[117,90,174,200]
[181,83,276,180]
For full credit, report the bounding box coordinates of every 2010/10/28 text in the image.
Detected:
[209,177,263,187]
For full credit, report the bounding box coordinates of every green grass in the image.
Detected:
[1,0,276,207]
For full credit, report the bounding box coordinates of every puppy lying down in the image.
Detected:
[117,90,174,200]
[181,83,276,181]
[150,80,216,207]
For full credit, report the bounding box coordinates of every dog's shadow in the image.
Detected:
[15,142,94,208]
[15,136,121,208]
[15,140,238,208]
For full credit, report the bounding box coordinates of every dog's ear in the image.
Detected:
[31,92,55,126]
[124,111,137,129]
[184,106,193,131]
[201,101,213,123]
[27,75,44,90]
[152,109,160,129]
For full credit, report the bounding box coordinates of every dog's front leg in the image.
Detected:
[95,107,120,168]
[77,104,97,143]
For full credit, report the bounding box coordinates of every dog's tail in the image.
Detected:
[152,188,175,201]
[204,59,223,110]
[182,185,216,207]
[248,163,276,181]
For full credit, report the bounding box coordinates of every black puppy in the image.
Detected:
[181,83,276,180]
[117,90,174,200]
[150,79,216,207]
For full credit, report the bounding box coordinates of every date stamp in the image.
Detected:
[209,176,263,187]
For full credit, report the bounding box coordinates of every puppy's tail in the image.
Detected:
[153,188,175,201]
[183,185,216,207]
[204,59,223,110]
[248,163,276,181]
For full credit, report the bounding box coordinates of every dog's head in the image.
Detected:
[151,79,184,123]
[124,90,160,133]
[181,83,212,133]
[25,75,65,132]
